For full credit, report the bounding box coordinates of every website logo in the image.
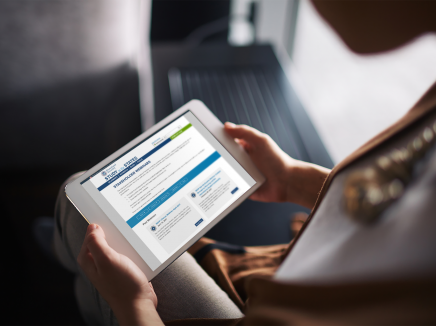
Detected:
[101,171,107,177]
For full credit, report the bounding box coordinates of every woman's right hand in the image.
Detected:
[78,224,163,326]
[224,122,330,209]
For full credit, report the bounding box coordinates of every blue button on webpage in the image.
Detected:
[231,187,239,194]
[195,218,204,227]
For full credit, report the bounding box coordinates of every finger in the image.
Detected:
[87,223,106,239]
[78,226,98,274]
[84,224,116,271]
[78,244,93,273]
[149,282,158,308]
[235,138,251,153]
[224,122,265,144]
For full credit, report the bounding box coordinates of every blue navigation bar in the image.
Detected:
[97,138,171,191]
[127,151,221,228]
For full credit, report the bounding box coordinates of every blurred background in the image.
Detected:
[1,0,435,324]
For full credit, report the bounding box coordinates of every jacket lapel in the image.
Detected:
[284,81,436,258]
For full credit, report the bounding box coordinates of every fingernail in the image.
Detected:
[225,122,236,128]
[89,224,98,230]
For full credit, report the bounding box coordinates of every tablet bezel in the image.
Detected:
[65,99,265,280]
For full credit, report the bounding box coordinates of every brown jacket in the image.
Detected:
[168,82,436,325]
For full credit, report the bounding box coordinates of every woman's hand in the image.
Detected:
[78,224,163,326]
[225,122,330,209]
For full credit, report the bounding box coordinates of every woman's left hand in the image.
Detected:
[77,224,163,326]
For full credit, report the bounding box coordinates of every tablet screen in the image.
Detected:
[80,111,255,270]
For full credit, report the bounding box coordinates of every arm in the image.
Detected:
[224,122,330,209]
[76,124,328,326]
[77,224,164,326]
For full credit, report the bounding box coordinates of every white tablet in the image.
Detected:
[66,100,264,280]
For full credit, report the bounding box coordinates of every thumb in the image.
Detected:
[84,224,114,270]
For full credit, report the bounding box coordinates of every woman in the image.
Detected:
[55,1,436,324]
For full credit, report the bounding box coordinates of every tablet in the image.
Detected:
[66,100,264,280]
